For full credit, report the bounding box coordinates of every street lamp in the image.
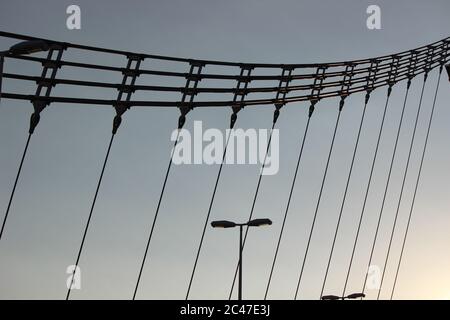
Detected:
[321,293,366,300]
[1,40,50,102]
[211,218,272,300]
[8,40,50,55]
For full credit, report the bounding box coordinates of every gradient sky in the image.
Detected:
[1,0,450,300]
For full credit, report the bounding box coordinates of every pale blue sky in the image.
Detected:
[0,0,450,300]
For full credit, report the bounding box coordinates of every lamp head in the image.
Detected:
[346,293,366,299]
[9,40,50,55]
[211,220,236,228]
[445,64,450,82]
[321,295,341,300]
[247,218,272,227]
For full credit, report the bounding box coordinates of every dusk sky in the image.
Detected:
[1,0,450,300]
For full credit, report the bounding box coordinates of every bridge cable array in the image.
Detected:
[66,53,143,300]
[341,83,393,297]
[376,71,428,300]
[0,43,64,242]
[319,60,377,299]
[0,31,449,299]
[390,64,444,300]
[294,90,343,300]
[358,48,432,298]
[360,77,412,298]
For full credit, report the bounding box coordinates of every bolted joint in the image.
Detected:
[29,112,40,134]
[231,102,244,116]
[230,112,238,129]
[178,105,191,129]
[365,92,371,104]
[112,103,129,134]
[126,53,145,62]
[273,108,280,124]
[339,97,345,111]
[179,104,191,115]
[32,100,47,114]
[387,85,392,97]
[274,102,284,109]
[114,103,128,117]
[41,60,62,70]
[28,100,47,134]
[308,103,315,118]
[112,115,122,135]
[188,60,205,68]
[178,114,186,129]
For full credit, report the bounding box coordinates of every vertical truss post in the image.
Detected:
[423,45,436,82]
[406,50,420,88]
[29,43,65,134]
[307,65,327,116]
[340,62,356,107]
[273,66,294,122]
[365,59,377,95]
[178,61,204,128]
[112,54,144,134]
[386,55,400,95]
[230,65,253,127]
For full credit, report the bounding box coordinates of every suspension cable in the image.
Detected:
[390,67,443,300]
[264,105,313,300]
[132,127,182,299]
[66,133,115,300]
[66,53,143,299]
[319,93,369,298]
[0,133,32,242]
[360,80,412,296]
[0,47,63,243]
[294,102,343,300]
[376,73,428,300]
[228,119,276,300]
[185,112,238,300]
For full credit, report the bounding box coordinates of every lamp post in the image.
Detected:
[211,218,272,300]
[321,293,365,300]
